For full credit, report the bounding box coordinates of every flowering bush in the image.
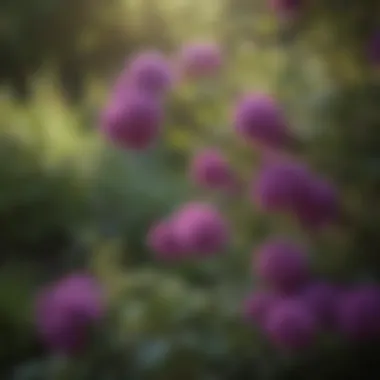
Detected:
[97,21,380,376]
[2,1,380,379]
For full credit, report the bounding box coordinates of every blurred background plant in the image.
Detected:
[0,0,380,379]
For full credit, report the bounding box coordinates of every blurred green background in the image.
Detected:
[1,0,380,379]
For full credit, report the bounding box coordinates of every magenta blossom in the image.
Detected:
[35,273,105,355]
[101,90,163,150]
[265,299,318,350]
[125,50,173,96]
[252,160,311,212]
[173,202,229,255]
[252,160,339,229]
[254,238,310,293]
[233,93,291,150]
[294,177,339,229]
[147,219,186,261]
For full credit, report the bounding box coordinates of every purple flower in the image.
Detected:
[243,291,278,326]
[252,160,339,229]
[336,285,380,342]
[265,299,317,350]
[190,149,237,192]
[177,42,222,79]
[35,273,105,355]
[254,238,310,293]
[294,178,339,229]
[233,93,290,149]
[252,160,311,212]
[124,50,173,96]
[301,282,339,329]
[173,202,229,255]
[147,219,186,261]
[101,90,163,150]
[368,31,380,66]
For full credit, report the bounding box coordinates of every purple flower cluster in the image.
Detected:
[101,90,163,150]
[234,86,380,353]
[126,51,173,96]
[111,46,347,357]
[147,218,185,261]
[244,282,380,350]
[244,237,380,350]
[101,50,172,150]
[231,87,345,353]
[233,93,291,150]
[35,273,105,355]
[254,238,310,294]
[101,42,223,151]
[252,160,339,229]
[113,50,173,99]
[147,202,230,260]
[97,38,380,360]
